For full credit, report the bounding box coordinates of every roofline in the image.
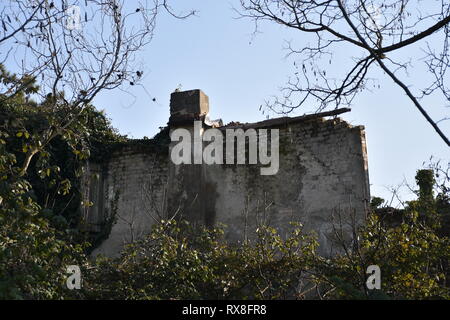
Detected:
[221,108,351,130]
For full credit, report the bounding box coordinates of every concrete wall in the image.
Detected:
[84,90,369,257]
[165,117,369,256]
[225,119,368,255]
[84,144,169,256]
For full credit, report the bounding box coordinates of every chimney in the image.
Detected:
[169,89,209,126]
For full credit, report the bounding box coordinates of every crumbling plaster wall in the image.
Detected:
[86,145,169,257]
[85,90,369,257]
[202,118,369,255]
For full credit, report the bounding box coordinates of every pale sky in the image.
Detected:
[93,0,449,205]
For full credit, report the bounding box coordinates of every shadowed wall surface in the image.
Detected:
[84,90,370,257]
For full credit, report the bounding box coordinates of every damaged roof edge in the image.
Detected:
[221,107,352,130]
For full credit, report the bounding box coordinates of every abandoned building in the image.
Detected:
[83,89,370,257]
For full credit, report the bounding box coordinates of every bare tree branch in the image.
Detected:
[239,0,450,146]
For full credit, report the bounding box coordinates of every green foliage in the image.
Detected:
[81,176,450,300]
[0,141,86,299]
[1,65,448,300]
[0,65,121,299]
[370,196,385,210]
[0,64,126,232]
[318,166,450,299]
[82,220,318,300]
[319,211,450,299]
[416,169,435,203]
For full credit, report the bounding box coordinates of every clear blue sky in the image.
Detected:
[93,0,449,205]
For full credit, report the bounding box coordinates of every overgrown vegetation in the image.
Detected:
[0,66,123,299]
[79,172,450,300]
[0,66,449,300]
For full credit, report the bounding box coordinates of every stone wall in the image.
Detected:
[221,118,368,255]
[84,90,370,257]
[84,143,169,256]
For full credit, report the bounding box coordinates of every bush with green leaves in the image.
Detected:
[82,167,450,300]
[0,140,87,299]
[315,212,450,299]
[1,63,448,299]
[82,220,319,300]
[315,168,450,299]
[0,65,122,299]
